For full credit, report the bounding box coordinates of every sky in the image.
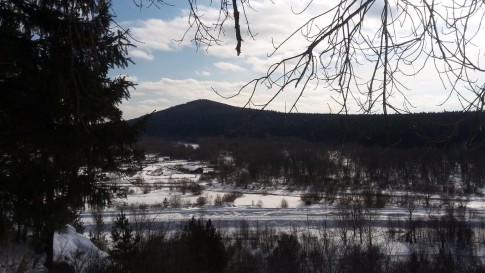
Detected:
[110,0,485,120]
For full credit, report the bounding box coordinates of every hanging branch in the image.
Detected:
[232,0,242,55]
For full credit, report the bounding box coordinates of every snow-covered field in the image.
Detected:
[16,155,480,272]
[80,157,485,233]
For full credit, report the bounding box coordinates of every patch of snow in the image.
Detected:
[234,193,303,208]
[54,225,108,266]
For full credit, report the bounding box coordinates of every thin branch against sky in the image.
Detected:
[112,0,485,119]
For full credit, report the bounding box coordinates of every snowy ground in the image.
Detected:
[51,156,485,267]
[5,157,484,272]
[80,157,485,233]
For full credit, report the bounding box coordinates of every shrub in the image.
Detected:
[301,192,320,205]
[169,195,182,208]
[280,198,289,208]
[179,179,204,195]
[214,194,223,206]
[187,183,204,195]
[142,183,152,194]
[222,191,243,203]
[196,196,207,206]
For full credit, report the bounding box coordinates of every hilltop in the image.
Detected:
[130,99,483,148]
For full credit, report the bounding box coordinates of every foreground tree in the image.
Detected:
[0,0,143,268]
[179,217,228,273]
[110,210,139,271]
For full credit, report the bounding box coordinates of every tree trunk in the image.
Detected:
[44,229,55,269]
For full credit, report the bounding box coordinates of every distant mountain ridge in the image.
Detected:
[131,99,484,147]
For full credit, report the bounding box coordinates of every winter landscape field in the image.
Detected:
[40,144,484,273]
[85,155,485,233]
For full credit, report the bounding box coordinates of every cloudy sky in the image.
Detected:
[111,1,484,120]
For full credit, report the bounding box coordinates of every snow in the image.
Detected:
[98,157,485,217]
[233,193,303,208]
[6,154,485,271]
[54,225,107,264]
[74,155,485,255]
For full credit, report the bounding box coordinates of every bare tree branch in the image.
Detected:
[178,1,485,115]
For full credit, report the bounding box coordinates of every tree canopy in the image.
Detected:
[0,0,143,267]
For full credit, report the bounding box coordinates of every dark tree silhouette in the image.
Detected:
[0,0,144,268]
[179,217,228,273]
[110,210,139,270]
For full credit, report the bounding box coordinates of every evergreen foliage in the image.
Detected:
[268,234,301,273]
[136,99,485,148]
[71,213,85,234]
[110,210,139,268]
[89,212,107,251]
[0,0,144,268]
[178,217,228,273]
[106,217,227,273]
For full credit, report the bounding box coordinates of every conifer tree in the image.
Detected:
[110,210,139,264]
[179,217,227,273]
[0,0,144,268]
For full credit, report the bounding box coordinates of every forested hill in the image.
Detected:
[131,99,485,148]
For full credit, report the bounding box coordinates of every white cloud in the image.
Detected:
[116,0,485,117]
[196,70,212,76]
[138,98,172,106]
[120,104,158,120]
[121,77,251,119]
[127,17,193,52]
[214,62,246,72]
[121,75,460,120]
[113,74,139,84]
[121,77,346,119]
[129,49,154,60]
[122,1,335,70]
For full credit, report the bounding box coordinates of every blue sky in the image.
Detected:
[111,1,484,119]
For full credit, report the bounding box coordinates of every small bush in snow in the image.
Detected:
[142,183,152,194]
[195,196,207,206]
[301,193,320,206]
[185,182,204,195]
[214,194,223,206]
[280,198,288,208]
[222,191,243,203]
[169,195,182,208]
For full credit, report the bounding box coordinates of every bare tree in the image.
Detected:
[160,0,485,115]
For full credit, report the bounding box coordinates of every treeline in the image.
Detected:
[54,209,485,273]
[143,137,485,197]
[137,99,485,148]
